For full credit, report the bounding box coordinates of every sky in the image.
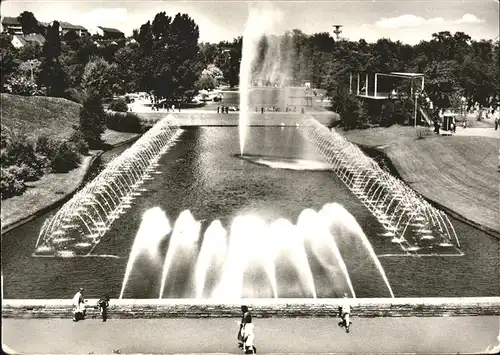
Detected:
[1,0,499,44]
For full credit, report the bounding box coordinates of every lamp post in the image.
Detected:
[414,92,419,128]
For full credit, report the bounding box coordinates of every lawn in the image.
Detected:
[1,155,93,230]
[1,94,141,231]
[1,93,82,140]
[340,125,499,235]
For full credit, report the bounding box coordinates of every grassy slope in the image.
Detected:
[0,94,140,229]
[341,126,499,233]
[1,93,81,140]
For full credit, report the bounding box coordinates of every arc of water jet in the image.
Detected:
[321,203,395,298]
[158,210,201,299]
[119,207,171,299]
[194,220,228,299]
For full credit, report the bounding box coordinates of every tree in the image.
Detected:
[63,29,80,44]
[39,21,68,96]
[42,21,62,58]
[329,86,365,130]
[78,93,106,147]
[137,12,200,102]
[19,59,41,81]
[214,37,242,87]
[459,40,497,111]
[0,34,18,91]
[81,57,117,98]
[196,70,216,91]
[114,45,141,93]
[17,11,42,35]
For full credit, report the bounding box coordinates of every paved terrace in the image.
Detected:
[3,316,500,354]
[3,298,500,353]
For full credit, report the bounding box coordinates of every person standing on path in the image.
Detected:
[72,287,86,322]
[338,293,352,333]
[237,305,249,349]
[97,293,110,322]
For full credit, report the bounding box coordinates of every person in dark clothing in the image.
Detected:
[217,106,220,114]
[225,106,229,114]
[221,105,225,114]
[97,294,110,322]
[261,107,264,114]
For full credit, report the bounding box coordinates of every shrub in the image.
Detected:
[4,75,47,96]
[108,98,128,112]
[35,134,59,160]
[2,134,37,167]
[1,165,27,199]
[79,93,106,148]
[50,141,81,173]
[1,126,10,149]
[68,128,89,155]
[64,87,85,104]
[106,111,143,133]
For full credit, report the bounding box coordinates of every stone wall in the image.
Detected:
[3,298,499,319]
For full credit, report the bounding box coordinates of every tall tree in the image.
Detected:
[39,21,68,97]
[17,11,42,35]
[137,12,200,102]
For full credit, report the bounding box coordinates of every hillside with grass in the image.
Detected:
[341,125,499,235]
[1,93,81,140]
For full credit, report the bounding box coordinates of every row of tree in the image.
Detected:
[1,10,498,116]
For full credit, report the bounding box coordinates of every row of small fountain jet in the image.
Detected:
[34,116,182,257]
[300,118,461,255]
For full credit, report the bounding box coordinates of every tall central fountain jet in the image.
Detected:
[238,4,285,155]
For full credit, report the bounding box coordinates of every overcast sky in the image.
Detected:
[2,0,499,44]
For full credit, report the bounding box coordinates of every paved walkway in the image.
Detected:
[453,126,499,139]
[3,316,499,354]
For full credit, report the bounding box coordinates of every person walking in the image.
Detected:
[217,106,220,114]
[338,293,352,333]
[237,305,249,349]
[97,293,110,322]
[237,305,256,354]
[495,117,498,130]
[72,287,86,322]
[242,321,256,354]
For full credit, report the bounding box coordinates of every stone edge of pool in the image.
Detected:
[2,297,500,318]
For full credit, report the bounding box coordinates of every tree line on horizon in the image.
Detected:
[1,10,498,119]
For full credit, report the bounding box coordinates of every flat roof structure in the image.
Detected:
[387,72,425,78]
[350,72,425,100]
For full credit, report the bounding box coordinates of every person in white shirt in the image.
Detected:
[72,287,86,322]
[242,322,256,354]
[338,293,352,333]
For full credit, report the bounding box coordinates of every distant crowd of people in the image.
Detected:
[216,106,306,114]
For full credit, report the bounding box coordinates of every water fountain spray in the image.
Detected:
[300,118,461,255]
[34,116,182,258]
